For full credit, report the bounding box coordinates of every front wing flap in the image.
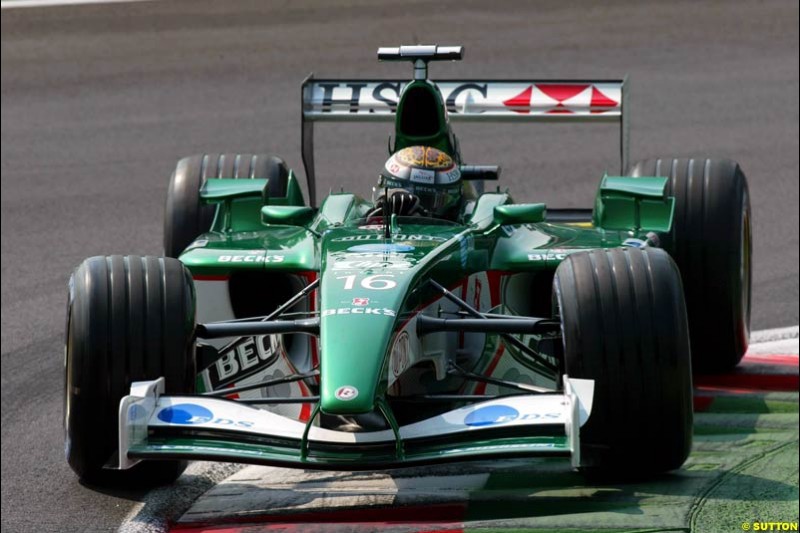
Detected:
[117,376,593,471]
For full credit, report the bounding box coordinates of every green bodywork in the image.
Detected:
[593,175,674,232]
[166,68,675,468]
[181,186,672,415]
[393,79,455,154]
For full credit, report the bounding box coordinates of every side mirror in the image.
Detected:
[261,205,315,226]
[460,165,501,181]
[493,203,546,225]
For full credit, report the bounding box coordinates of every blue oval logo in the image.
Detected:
[464,405,519,427]
[157,404,213,425]
[348,243,415,253]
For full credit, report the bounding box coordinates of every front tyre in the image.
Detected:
[64,255,196,487]
[554,248,693,478]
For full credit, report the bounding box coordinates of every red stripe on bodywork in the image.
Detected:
[224,384,240,401]
[300,272,320,370]
[474,344,506,395]
[485,270,508,307]
[298,379,312,422]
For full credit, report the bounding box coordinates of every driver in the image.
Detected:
[369,146,463,220]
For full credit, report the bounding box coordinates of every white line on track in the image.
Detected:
[1,0,152,9]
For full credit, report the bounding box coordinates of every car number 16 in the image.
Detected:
[336,274,397,290]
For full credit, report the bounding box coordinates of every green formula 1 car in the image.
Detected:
[64,45,751,487]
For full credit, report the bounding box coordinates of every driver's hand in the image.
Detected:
[372,189,424,216]
[387,190,422,216]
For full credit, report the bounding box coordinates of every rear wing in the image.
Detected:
[301,77,628,205]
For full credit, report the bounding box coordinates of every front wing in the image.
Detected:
[116,377,593,471]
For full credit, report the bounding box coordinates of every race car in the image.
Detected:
[64,45,751,487]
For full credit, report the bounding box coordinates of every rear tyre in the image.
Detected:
[628,158,751,372]
[64,255,196,487]
[164,153,290,257]
[554,248,693,478]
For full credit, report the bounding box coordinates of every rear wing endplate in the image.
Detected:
[301,77,629,205]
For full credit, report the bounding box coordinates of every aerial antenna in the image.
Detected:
[383,185,391,239]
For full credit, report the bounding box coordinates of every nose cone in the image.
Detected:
[319,302,398,414]
[317,237,417,415]
[317,223,461,414]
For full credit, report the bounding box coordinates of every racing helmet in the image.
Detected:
[379,146,462,217]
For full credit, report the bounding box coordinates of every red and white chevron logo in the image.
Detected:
[503,84,618,114]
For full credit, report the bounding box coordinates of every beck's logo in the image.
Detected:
[352,297,369,306]
[209,335,279,389]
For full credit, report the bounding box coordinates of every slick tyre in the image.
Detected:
[628,158,751,372]
[64,256,196,487]
[554,248,693,478]
[164,153,290,257]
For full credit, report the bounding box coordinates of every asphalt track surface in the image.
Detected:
[1,1,798,532]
